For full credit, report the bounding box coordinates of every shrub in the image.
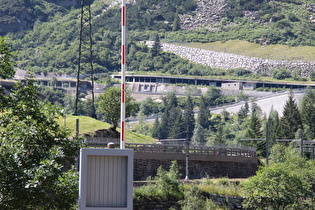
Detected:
[133,161,184,200]
[271,68,292,80]
[218,178,230,186]
[242,148,315,209]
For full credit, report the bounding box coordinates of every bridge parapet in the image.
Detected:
[126,143,255,157]
[85,142,257,179]
[125,143,257,165]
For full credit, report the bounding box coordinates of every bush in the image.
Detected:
[310,71,315,81]
[242,148,315,209]
[271,68,292,80]
[133,161,184,200]
[218,178,230,186]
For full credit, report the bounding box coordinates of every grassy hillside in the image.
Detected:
[57,115,156,144]
[180,40,315,61]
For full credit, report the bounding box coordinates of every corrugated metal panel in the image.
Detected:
[86,155,127,207]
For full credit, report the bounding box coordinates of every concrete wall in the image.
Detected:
[134,158,257,180]
[221,82,243,90]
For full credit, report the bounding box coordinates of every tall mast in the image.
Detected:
[75,0,96,118]
[120,0,127,149]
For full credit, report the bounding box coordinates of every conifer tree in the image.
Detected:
[168,107,184,139]
[279,91,302,139]
[213,123,225,144]
[172,11,180,31]
[246,112,262,139]
[267,107,280,145]
[192,123,206,145]
[183,95,195,139]
[164,91,178,109]
[300,88,315,139]
[151,114,161,139]
[150,34,161,56]
[159,108,170,139]
[197,96,211,129]
[237,105,248,121]
[251,99,262,116]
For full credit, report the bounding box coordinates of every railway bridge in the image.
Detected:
[87,141,258,180]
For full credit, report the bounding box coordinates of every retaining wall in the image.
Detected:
[161,43,315,77]
[133,194,244,210]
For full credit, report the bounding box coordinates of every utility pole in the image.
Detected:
[300,130,304,158]
[265,122,269,165]
[185,125,190,181]
[241,122,269,165]
[75,0,96,118]
[277,130,306,158]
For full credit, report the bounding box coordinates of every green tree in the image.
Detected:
[269,143,287,164]
[168,107,184,139]
[243,148,315,209]
[159,108,170,139]
[172,11,180,31]
[237,102,249,121]
[197,96,211,129]
[213,122,225,144]
[267,107,280,145]
[250,99,262,116]
[192,123,206,145]
[151,114,161,139]
[150,34,161,56]
[0,80,82,209]
[279,91,302,139]
[97,86,136,130]
[183,95,195,139]
[271,68,292,80]
[164,91,178,110]
[0,37,15,79]
[139,97,159,116]
[300,88,315,140]
[246,112,262,139]
[204,86,222,106]
[309,71,315,81]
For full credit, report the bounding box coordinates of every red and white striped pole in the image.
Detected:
[120,0,126,149]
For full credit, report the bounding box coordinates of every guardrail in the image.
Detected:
[125,143,256,158]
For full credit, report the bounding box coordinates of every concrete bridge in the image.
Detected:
[86,141,258,180]
[112,74,315,91]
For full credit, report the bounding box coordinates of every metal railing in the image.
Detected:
[125,143,256,158]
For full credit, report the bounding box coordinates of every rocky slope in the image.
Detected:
[180,0,227,30]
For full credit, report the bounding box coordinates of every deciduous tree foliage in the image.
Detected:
[243,148,315,209]
[0,38,82,209]
[97,86,136,130]
[0,80,82,209]
[0,37,14,79]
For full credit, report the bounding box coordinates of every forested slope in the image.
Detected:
[2,0,315,79]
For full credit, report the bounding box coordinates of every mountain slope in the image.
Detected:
[0,0,79,35]
[2,0,315,78]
